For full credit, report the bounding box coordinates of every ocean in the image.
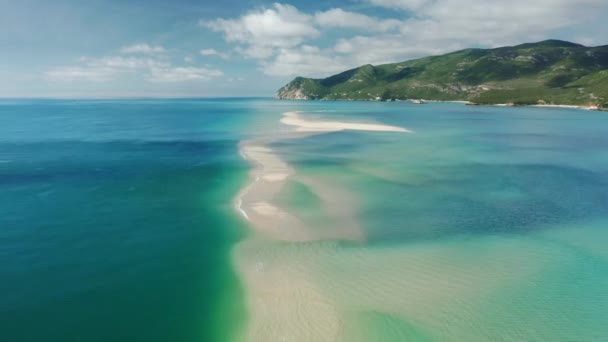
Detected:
[1,99,607,341]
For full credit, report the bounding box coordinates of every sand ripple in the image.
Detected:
[233,111,417,341]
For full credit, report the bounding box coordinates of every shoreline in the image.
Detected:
[478,103,603,111]
[276,98,605,111]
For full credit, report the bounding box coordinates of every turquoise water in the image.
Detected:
[2,99,608,341]
[265,102,608,341]
[277,103,608,241]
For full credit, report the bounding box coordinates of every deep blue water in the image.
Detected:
[0,99,258,342]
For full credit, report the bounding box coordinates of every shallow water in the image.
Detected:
[238,101,608,341]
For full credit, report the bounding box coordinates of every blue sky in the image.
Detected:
[2,0,608,98]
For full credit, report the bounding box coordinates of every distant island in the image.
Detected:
[277,40,607,110]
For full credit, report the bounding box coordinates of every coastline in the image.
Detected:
[481,103,603,111]
[276,97,605,111]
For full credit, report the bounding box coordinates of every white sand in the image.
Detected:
[484,103,598,110]
[530,104,601,110]
[233,110,413,341]
[234,233,560,342]
[234,142,314,242]
[280,111,412,133]
[251,202,282,217]
[414,100,600,111]
[234,111,411,236]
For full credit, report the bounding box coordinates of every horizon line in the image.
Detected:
[0,96,275,100]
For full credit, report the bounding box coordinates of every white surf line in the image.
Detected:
[234,196,250,221]
[235,142,293,224]
[234,154,252,221]
[234,172,265,222]
[235,143,263,222]
[239,149,249,161]
[234,150,263,222]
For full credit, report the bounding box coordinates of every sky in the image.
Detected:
[1,0,608,98]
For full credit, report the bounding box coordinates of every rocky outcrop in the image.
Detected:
[276,86,310,100]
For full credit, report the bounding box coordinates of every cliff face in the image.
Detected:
[276,77,327,100]
[276,83,311,100]
[276,40,608,108]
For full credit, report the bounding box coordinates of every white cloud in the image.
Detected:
[203,3,319,58]
[262,45,348,77]
[147,67,223,82]
[200,48,230,59]
[205,1,608,78]
[46,56,165,82]
[367,0,429,11]
[419,0,605,37]
[314,8,400,32]
[46,55,221,83]
[334,33,465,65]
[234,45,275,59]
[335,0,608,66]
[120,43,166,55]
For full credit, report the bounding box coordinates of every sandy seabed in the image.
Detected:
[233,112,414,341]
[230,111,594,341]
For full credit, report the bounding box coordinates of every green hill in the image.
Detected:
[276,40,608,108]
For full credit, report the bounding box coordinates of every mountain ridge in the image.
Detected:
[276,40,608,109]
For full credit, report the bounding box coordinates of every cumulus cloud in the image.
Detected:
[367,0,429,11]
[203,4,401,61]
[204,3,319,58]
[234,45,275,59]
[334,0,608,66]
[314,8,400,32]
[262,45,349,76]
[413,0,606,41]
[205,1,608,77]
[120,43,166,55]
[200,48,230,59]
